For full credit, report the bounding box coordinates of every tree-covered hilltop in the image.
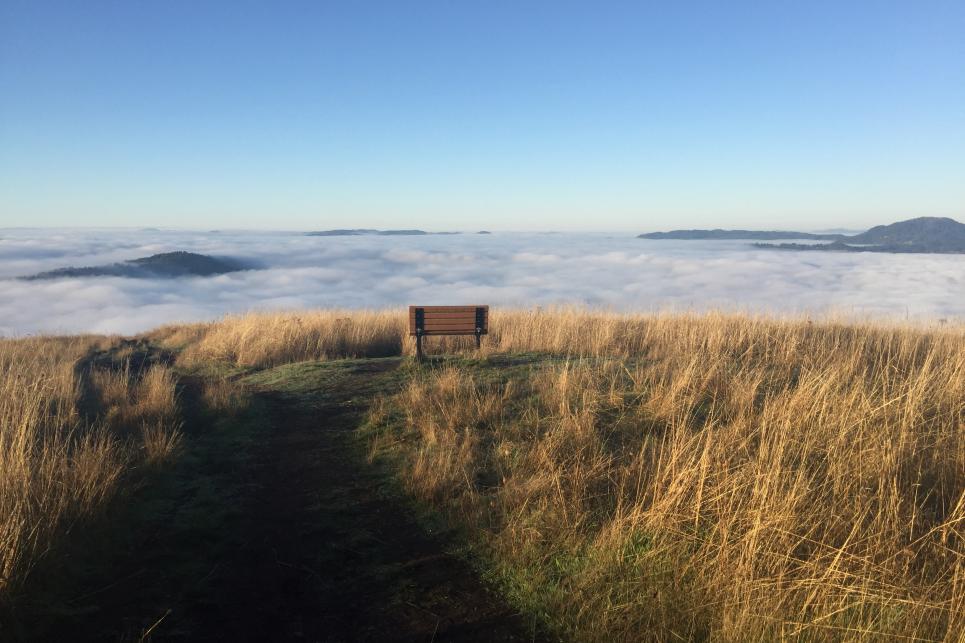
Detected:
[21,251,250,279]
[759,217,965,253]
[639,229,844,240]
[642,217,965,253]
[305,229,431,236]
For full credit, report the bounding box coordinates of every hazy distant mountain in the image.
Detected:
[22,251,249,280]
[847,217,965,246]
[639,229,843,241]
[760,218,965,254]
[306,229,380,236]
[813,227,863,235]
[306,229,435,236]
[642,217,965,254]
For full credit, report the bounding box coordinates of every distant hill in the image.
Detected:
[642,217,965,254]
[639,229,843,241]
[306,229,434,236]
[760,218,965,254]
[21,251,249,280]
[306,229,380,236]
[847,217,965,246]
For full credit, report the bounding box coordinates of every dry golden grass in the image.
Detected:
[3,308,962,641]
[148,321,211,352]
[170,307,963,367]
[91,362,180,431]
[0,336,180,607]
[361,311,965,641]
[170,310,406,368]
[198,376,250,416]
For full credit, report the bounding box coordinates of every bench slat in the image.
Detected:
[409,313,485,323]
[419,325,480,331]
[418,317,480,324]
[412,317,480,324]
[407,307,488,315]
[418,330,481,336]
[418,315,480,321]
[408,306,484,310]
[408,311,482,319]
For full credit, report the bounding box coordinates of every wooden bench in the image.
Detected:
[408,305,489,359]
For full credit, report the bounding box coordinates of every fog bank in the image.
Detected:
[1,229,961,336]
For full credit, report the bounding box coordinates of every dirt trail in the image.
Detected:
[185,359,538,642]
[29,357,540,642]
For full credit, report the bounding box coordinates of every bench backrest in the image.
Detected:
[408,305,489,336]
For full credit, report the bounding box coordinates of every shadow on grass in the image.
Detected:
[4,360,259,641]
[9,353,541,642]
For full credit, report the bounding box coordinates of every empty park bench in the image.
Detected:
[408,305,489,360]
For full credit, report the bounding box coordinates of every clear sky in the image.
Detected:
[1,1,963,231]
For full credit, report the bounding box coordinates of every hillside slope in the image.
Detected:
[20,251,249,279]
[849,216,965,247]
[3,310,963,641]
[638,229,842,240]
[642,216,965,253]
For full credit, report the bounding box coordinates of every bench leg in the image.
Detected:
[416,334,424,361]
[475,332,481,350]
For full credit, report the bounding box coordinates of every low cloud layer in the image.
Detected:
[1,228,962,336]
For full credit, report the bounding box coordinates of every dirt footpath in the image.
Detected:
[24,357,541,642]
[189,359,540,641]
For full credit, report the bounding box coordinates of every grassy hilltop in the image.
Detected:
[1,310,963,641]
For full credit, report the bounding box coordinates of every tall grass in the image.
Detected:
[166,308,962,368]
[4,308,962,641]
[362,313,965,640]
[167,310,406,368]
[0,336,181,610]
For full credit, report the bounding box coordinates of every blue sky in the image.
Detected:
[2,1,963,231]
